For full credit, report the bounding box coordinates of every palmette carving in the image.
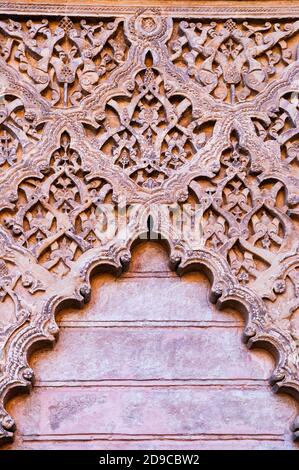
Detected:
[1,131,115,277]
[93,64,212,188]
[0,16,127,106]
[169,19,299,103]
[1,6,299,443]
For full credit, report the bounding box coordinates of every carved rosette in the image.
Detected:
[0,6,299,442]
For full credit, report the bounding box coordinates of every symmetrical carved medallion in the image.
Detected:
[0,3,299,443]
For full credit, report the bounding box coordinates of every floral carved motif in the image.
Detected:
[0,6,299,443]
[0,16,127,106]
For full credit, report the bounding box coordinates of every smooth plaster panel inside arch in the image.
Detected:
[2,242,299,450]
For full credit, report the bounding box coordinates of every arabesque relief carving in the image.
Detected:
[0,5,299,443]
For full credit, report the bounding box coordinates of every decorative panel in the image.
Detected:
[0,2,299,444]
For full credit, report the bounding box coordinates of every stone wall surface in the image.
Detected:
[1,0,299,450]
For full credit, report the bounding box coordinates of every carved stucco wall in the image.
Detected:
[2,241,299,450]
[1,0,299,449]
